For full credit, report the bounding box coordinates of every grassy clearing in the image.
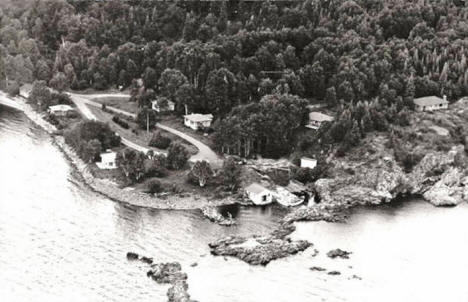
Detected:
[91,96,137,114]
[88,105,198,155]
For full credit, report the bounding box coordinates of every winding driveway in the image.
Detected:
[68,92,151,154]
[67,92,223,167]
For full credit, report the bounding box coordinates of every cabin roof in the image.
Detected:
[309,112,334,122]
[100,151,116,161]
[413,96,448,107]
[49,104,73,112]
[184,113,214,122]
[245,183,269,194]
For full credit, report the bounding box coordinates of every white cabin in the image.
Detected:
[300,157,317,169]
[244,183,273,205]
[48,104,74,116]
[96,151,117,169]
[413,95,448,112]
[184,113,213,130]
[306,112,334,129]
[151,98,175,112]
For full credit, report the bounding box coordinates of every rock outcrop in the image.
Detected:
[201,206,236,226]
[283,204,347,224]
[128,255,196,302]
[313,156,408,207]
[422,167,467,206]
[209,235,311,265]
[147,262,197,302]
[312,137,468,208]
[407,146,468,206]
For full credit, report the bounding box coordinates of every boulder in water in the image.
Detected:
[126,252,139,260]
[309,266,326,271]
[327,248,351,259]
[141,256,153,264]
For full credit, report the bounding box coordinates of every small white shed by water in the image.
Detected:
[96,151,117,169]
[300,157,317,169]
[244,183,273,205]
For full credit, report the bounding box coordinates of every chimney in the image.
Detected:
[443,95,447,102]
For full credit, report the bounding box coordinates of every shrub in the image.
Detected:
[188,160,213,187]
[112,115,130,129]
[144,156,168,178]
[167,142,189,170]
[148,132,171,149]
[6,81,20,96]
[116,148,146,182]
[64,120,120,160]
[220,157,240,191]
[146,179,163,194]
[294,160,329,183]
[294,167,314,183]
[394,148,423,173]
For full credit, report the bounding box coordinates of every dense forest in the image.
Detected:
[1,0,468,157]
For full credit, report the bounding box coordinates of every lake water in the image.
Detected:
[1,104,467,302]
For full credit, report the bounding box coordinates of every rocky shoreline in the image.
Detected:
[1,93,237,210]
[201,206,236,226]
[209,204,346,265]
[126,252,196,302]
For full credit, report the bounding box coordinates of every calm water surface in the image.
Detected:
[1,104,467,302]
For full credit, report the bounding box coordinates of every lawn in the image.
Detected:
[90,96,137,114]
[88,105,198,155]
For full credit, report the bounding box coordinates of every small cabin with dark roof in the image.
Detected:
[413,96,448,112]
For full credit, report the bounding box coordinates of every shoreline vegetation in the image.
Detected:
[0,92,238,210]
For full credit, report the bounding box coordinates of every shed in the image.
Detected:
[244,183,273,205]
[300,157,317,169]
[96,151,117,169]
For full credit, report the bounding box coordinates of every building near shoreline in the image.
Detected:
[97,150,117,169]
[151,98,175,113]
[300,157,317,169]
[413,95,448,112]
[244,183,273,205]
[184,113,213,130]
[306,112,334,129]
[48,104,74,116]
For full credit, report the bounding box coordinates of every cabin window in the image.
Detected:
[262,195,267,202]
